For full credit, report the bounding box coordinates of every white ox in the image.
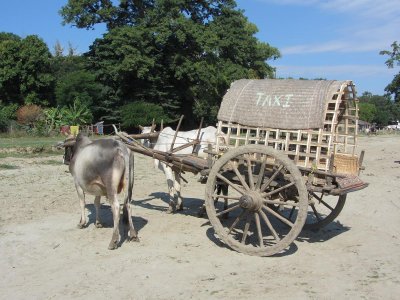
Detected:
[141,125,217,213]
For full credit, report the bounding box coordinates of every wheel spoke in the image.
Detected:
[228,210,248,234]
[241,214,252,244]
[215,203,240,217]
[319,199,335,211]
[255,158,267,190]
[232,163,250,191]
[212,194,240,200]
[310,204,322,221]
[259,210,280,241]
[263,182,295,197]
[216,173,245,195]
[246,156,255,190]
[260,165,284,192]
[263,199,300,207]
[254,212,264,247]
[263,205,294,227]
[310,191,323,202]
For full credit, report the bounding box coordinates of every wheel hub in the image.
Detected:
[239,192,263,211]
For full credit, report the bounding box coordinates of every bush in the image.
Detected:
[0,103,18,132]
[16,104,43,126]
[120,101,171,127]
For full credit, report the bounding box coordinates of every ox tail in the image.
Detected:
[122,150,134,225]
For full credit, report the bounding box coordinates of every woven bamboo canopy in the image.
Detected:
[218,79,354,130]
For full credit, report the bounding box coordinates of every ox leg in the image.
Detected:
[123,202,139,242]
[174,171,183,211]
[123,150,139,242]
[108,194,121,250]
[75,184,87,229]
[164,166,177,213]
[197,184,228,218]
[94,196,103,228]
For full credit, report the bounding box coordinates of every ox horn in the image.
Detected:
[160,119,164,131]
[111,124,119,134]
[138,125,144,131]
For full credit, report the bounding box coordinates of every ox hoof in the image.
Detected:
[95,222,103,228]
[108,241,118,250]
[166,206,176,214]
[128,236,140,243]
[77,223,86,229]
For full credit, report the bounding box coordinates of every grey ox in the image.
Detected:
[141,125,219,213]
[61,133,139,250]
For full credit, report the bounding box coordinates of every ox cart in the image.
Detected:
[117,79,368,256]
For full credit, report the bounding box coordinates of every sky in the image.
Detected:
[0,0,399,96]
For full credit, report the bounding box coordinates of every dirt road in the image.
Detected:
[0,135,399,299]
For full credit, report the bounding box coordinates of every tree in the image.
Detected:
[0,33,22,104]
[359,92,399,125]
[358,102,377,123]
[60,0,280,126]
[55,70,103,107]
[121,101,171,127]
[0,33,55,106]
[380,41,400,102]
[0,101,18,132]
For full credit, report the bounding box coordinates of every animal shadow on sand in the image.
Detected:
[86,203,148,246]
[134,192,206,217]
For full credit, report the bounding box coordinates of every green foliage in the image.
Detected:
[359,92,399,125]
[120,101,170,127]
[43,107,65,134]
[0,33,55,106]
[380,41,400,102]
[55,70,103,107]
[380,41,400,68]
[358,102,377,123]
[64,0,280,126]
[0,102,18,131]
[61,98,93,125]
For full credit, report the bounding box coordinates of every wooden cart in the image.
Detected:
[118,79,368,257]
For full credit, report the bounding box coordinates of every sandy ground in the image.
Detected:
[0,135,399,299]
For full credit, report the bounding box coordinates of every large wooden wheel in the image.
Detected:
[205,145,308,256]
[304,193,346,230]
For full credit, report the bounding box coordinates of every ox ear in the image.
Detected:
[55,141,65,150]
[61,135,76,147]
[63,139,76,147]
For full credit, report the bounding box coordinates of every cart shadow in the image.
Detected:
[296,221,351,244]
[86,203,148,244]
[204,227,299,257]
[201,214,350,257]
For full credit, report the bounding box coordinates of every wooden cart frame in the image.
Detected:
[118,79,368,257]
